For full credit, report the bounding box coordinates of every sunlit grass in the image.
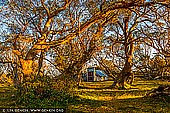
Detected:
[79,94,114,101]
[78,93,144,100]
[70,78,170,112]
[115,94,143,99]
[1,78,170,112]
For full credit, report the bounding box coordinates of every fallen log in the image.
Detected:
[146,85,170,97]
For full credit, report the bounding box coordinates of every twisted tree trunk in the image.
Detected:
[112,43,134,89]
[112,16,135,89]
[12,63,21,88]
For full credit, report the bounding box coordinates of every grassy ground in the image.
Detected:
[0,78,170,113]
[69,78,170,113]
[0,84,17,108]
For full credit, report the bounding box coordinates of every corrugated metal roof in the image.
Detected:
[96,70,107,77]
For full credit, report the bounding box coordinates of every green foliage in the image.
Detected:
[13,74,77,108]
[52,74,77,92]
[15,88,74,108]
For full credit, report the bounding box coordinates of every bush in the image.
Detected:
[14,74,77,108]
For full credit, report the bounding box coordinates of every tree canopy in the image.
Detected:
[0,0,170,89]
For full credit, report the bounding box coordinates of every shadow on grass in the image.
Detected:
[78,80,158,90]
[78,85,142,91]
[78,85,113,90]
[69,94,170,113]
[1,87,170,113]
[1,80,170,113]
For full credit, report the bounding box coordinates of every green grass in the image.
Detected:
[70,78,170,113]
[1,78,170,113]
[0,86,17,108]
